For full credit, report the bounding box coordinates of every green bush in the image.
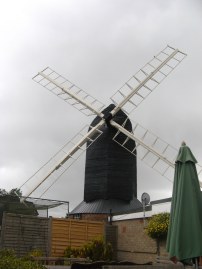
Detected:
[146,212,170,240]
[28,249,44,257]
[0,248,45,269]
[0,248,16,258]
[0,258,46,269]
[64,246,81,258]
[64,237,113,261]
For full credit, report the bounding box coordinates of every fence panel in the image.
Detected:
[0,212,50,256]
[51,218,104,256]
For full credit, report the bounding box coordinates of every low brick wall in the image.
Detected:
[113,218,168,264]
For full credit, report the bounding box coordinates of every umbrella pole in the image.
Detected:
[195,257,199,269]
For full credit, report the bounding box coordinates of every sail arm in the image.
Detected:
[110,120,175,182]
[33,67,105,117]
[20,120,104,201]
[110,45,187,116]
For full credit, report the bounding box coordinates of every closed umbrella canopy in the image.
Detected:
[166,142,202,261]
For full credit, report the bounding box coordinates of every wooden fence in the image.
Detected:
[51,217,104,256]
[0,213,105,257]
[0,212,50,256]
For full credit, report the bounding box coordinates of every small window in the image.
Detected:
[73,214,81,219]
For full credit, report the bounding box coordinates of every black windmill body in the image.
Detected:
[22,46,188,215]
[84,104,137,202]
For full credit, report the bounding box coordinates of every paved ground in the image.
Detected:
[46,264,188,269]
[46,265,71,269]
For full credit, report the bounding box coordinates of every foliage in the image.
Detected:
[0,189,7,196]
[28,249,44,257]
[146,212,170,240]
[0,248,16,258]
[9,188,22,197]
[0,188,22,197]
[0,248,45,269]
[0,188,38,216]
[23,249,44,264]
[64,237,113,261]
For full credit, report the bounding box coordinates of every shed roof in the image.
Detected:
[70,197,143,215]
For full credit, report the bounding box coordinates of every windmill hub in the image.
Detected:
[103,104,113,127]
[103,111,113,127]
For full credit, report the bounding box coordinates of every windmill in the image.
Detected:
[19,45,201,215]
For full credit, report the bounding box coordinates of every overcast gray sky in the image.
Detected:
[1,0,202,215]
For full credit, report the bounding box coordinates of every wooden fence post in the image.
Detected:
[48,216,52,256]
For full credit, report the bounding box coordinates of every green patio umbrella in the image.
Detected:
[166,142,202,263]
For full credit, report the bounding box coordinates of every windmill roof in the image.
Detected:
[70,197,143,215]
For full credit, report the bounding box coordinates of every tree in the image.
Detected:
[146,212,170,256]
[0,188,38,222]
[0,188,22,197]
[0,189,7,196]
[9,188,22,197]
